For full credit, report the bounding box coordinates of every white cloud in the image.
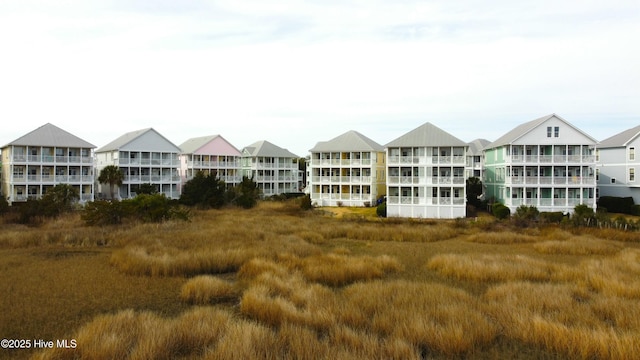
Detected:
[0,0,638,154]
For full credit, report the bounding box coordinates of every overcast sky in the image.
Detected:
[1,1,638,156]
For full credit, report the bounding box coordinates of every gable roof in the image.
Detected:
[243,140,299,158]
[487,113,598,148]
[179,135,241,155]
[96,128,180,153]
[598,125,640,148]
[310,130,383,152]
[467,138,491,156]
[3,123,95,148]
[385,122,467,148]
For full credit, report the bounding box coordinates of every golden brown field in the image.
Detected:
[1,201,640,359]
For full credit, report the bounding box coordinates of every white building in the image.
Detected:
[241,140,300,197]
[596,124,640,203]
[1,123,95,204]
[483,114,597,213]
[309,130,386,207]
[386,122,468,218]
[95,128,181,199]
[179,135,242,188]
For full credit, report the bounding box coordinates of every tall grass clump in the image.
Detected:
[533,236,623,255]
[338,280,497,356]
[427,253,569,282]
[580,249,640,298]
[484,281,640,359]
[465,231,539,244]
[180,276,238,304]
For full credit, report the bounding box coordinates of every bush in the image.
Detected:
[597,196,635,215]
[300,194,313,210]
[82,200,127,225]
[491,203,510,220]
[179,172,226,209]
[376,202,387,217]
[0,196,9,215]
[539,212,564,224]
[513,205,539,227]
[232,176,260,209]
[572,204,595,227]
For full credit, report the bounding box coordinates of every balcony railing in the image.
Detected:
[505,176,595,185]
[508,155,595,164]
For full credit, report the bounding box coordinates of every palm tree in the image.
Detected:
[98,165,124,200]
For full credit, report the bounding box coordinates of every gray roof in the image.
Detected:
[385,122,467,148]
[598,125,640,148]
[179,135,241,155]
[487,113,598,148]
[467,138,491,156]
[3,123,95,148]
[96,128,181,153]
[243,140,299,158]
[310,130,384,152]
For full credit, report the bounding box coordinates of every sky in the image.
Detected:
[1,0,639,156]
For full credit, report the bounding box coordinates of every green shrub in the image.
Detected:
[572,204,595,227]
[82,200,127,225]
[300,194,313,210]
[513,205,539,226]
[376,202,387,217]
[539,212,564,224]
[597,196,635,214]
[491,203,511,220]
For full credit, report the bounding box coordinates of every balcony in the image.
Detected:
[508,155,595,164]
[506,176,596,185]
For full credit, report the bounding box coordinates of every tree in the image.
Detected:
[233,176,260,209]
[42,184,79,213]
[179,171,227,209]
[466,177,483,208]
[136,183,158,195]
[513,205,539,227]
[98,165,124,200]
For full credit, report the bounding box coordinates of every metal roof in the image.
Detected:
[385,122,468,147]
[309,130,383,152]
[598,124,640,148]
[3,123,95,148]
[486,114,598,148]
[467,138,491,156]
[95,128,181,153]
[243,140,299,158]
[178,135,241,155]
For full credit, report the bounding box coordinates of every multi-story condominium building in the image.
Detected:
[466,139,490,179]
[386,122,468,218]
[1,123,95,204]
[95,128,181,199]
[242,140,300,197]
[596,125,640,203]
[309,130,386,207]
[179,135,242,188]
[483,114,597,213]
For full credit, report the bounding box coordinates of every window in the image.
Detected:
[611,178,616,184]
[630,147,635,161]
[554,127,559,137]
[547,127,552,137]
[596,149,600,162]
[596,168,599,181]
[630,168,635,182]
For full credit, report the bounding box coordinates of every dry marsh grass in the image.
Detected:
[465,231,540,244]
[533,236,623,255]
[338,280,497,355]
[8,202,640,359]
[426,253,569,282]
[180,276,239,304]
[485,281,640,359]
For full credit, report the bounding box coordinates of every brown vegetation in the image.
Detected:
[1,202,639,359]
